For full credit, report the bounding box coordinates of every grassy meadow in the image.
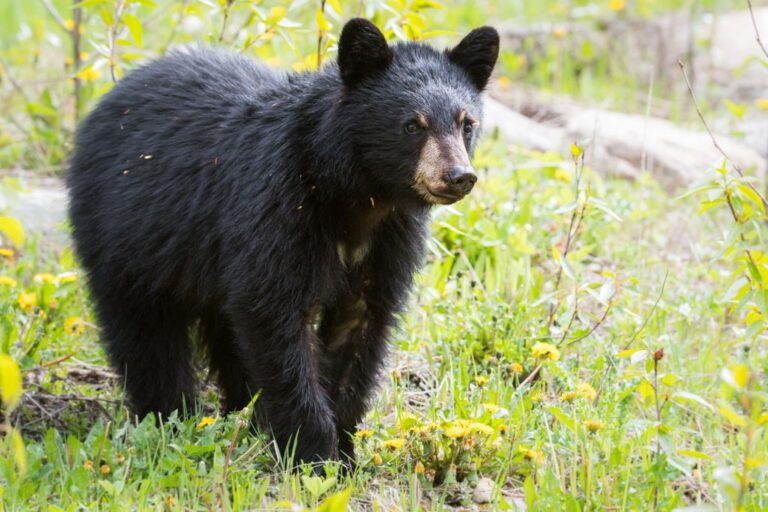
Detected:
[1,0,767,510]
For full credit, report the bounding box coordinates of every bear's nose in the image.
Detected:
[447,166,477,193]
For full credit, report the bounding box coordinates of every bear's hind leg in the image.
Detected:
[98,299,197,420]
[202,313,254,413]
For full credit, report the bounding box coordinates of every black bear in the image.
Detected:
[68,18,499,465]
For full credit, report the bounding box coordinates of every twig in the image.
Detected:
[218,0,234,44]
[747,0,768,60]
[677,60,768,209]
[107,0,128,83]
[514,363,542,394]
[41,0,69,32]
[566,297,615,346]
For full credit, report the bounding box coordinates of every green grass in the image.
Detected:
[0,135,766,510]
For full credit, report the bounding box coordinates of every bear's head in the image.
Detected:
[337,18,499,206]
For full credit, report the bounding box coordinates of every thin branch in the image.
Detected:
[41,0,69,32]
[218,0,234,44]
[677,59,768,209]
[747,0,768,61]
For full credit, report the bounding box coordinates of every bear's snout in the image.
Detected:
[444,165,477,196]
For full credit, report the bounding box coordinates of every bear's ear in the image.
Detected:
[447,27,500,91]
[337,18,392,88]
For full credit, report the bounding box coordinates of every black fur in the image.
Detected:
[67,19,498,465]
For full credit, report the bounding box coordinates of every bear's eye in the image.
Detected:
[404,122,421,135]
[462,120,474,135]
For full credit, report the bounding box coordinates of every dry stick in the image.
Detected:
[218,0,234,44]
[677,60,768,209]
[747,0,768,60]
[107,0,128,83]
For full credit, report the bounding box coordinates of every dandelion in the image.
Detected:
[0,276,17,287]
[518,446,544,464]
[509,363,524,373]
[497,424,508,434]
[116,453,125,465]
[64,317,86,336]
[482,402,499,414]
[608,0,626,11]
[531,342,560,361]
[83,459,94,471]
[755,98,768,110]
[164,495,175,508]
[355,429,374,439]
[47,298,59,310]
[100,464,111,476]
[475,375,488,387]
[381,438,406,450]
[197,416,216,429]
[414,461,425,474]
[58,272,78,283]
[64,18,75,31]
[560,390,579,402]
[497,76,511,89]
[372,452,383,465]
[33,273,57,285]
[77,67,101,82]
[584,419,603,432]
[469,422,495,435]
[444,425,471,438]
[0,248,13,258]
[18,292,36,313]
[578,382,597,402]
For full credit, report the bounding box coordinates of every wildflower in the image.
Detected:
[552,27,567,39]
[609,0,625,11]
[497,424,508,434]
[475,375,488,387]
[116,453,125,465]
[197,416,216,429]
[165,495,175,508]
[58,272,78,283]
[414,461,425,474]
[756,98,768,110]
[583,419,603,432]
[468,422,495,435]
[355,429,374,439]
[532,342,560,361]
[100,464,111,475]
[509,363,524,373]
[560,390,579,402]
[64,317,86,336]
[77,67,101,82]
[372,452,383,465]
[0,276,17,287]
[0,248,13,258]
[83,459,94,471]
[64,18,75,31]
[518,446,544,464]
[381,438,406,450]
[578,382,597,402]
[497,76,511,89]
[444,425,471,438]
[80,52,89,61]
[47,298,59,309]
[33,273,57,285]
[18,292,36,313]
[482,402,500,414]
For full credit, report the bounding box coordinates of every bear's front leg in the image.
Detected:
[229,306,339,466]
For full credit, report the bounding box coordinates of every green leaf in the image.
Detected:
[317,487,351,512]
[0,353,23,412]
[671,391,714,412]
[123,13,143,48]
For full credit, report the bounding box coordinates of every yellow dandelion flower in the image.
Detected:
[58,272,78,283]
[560,390,579,402]
[469,422,495,435]
[381,438,406,450]
[497,424,508,434]
[355,429,374,439]
[18,292,36,313]
[578,382,597,402]
[33,273,58,285]
[414,461,425,474]
[552,27,567,39]
[509,363,524,373]
[64,18,75,31]
[444,425,471,438]
[609,0,625,11]
[0,276,17,287]
[83,459,94,471]
[482,402,500,414]
[475,375,488,386]
[0,248,14,258]
[165,495,175,507]
[47,298,59,310]
[116,453,125,465]
[584,419,603,432]
[64,317,86,336]
[372,452,383,465]
[77,67,101,82]
[80,52,90,61]
[755,98,768,110]
[518,446,544,464]
[497,76,511,89]
[531,342,560,361]
[197,416,216,429]
[100,464,111,476]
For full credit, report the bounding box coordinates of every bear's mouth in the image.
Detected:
[412,182,463,205]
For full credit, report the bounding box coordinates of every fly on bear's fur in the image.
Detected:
[67,17,499,468]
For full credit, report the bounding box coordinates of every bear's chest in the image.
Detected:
[335,199,394,271]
